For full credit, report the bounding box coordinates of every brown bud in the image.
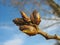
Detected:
[13,18,25,26]
[19,25,38,36]
[20,11,31,23]
[30,10,41,25]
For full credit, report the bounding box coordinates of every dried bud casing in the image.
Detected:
[19,25,38,36]
[30,10,41,25]
[20,11,31,23]
[13,18,25,26]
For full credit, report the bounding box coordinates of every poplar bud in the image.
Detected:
[13,18,25,26]
[20,11,31,23]
[30,10,41,25]
[19,25,38,36]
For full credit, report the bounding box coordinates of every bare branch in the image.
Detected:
[42,17,60,21]
[41,22,60,29]
[46,0,60,17]
[21,26,60,40]
[38,29,60,40]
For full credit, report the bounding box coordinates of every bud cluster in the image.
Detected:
[13,10,41,36]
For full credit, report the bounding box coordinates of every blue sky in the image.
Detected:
[0,0,60,45]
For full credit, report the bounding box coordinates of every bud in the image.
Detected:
[19,25,38,36]
[13,18,25,26]
[30,10,41,25]
[20,11,31,23]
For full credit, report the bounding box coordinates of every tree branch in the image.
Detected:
[46,0,60,17]
[42,17,60,21]
[38,29,60,40]
[22,27,60,40]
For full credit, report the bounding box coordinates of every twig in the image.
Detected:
[46,0,60,17]
[42,17,60,21]
[38,29,60,40]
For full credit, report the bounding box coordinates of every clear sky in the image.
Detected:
[0,0,60,45]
